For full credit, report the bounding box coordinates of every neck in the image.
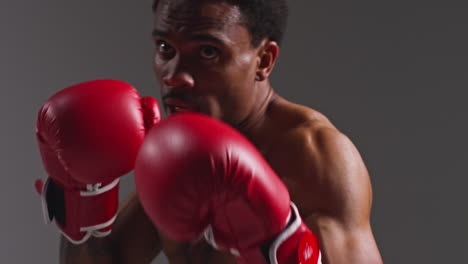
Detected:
[235,83,277,139]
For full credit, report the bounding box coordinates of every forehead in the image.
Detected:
[154,0,244,33]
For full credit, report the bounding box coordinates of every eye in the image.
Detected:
[156,40,175,55]
[199,45,220,60]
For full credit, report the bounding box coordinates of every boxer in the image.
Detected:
[45,0,383,263]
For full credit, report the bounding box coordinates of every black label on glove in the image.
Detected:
[45,179,66,227]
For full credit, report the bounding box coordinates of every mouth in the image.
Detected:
[164,98,199,115]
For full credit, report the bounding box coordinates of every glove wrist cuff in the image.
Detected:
[232,203,322,264]
[39,178,119,244]
[271,203,321,264]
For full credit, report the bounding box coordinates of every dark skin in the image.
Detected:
[59,0,383,263]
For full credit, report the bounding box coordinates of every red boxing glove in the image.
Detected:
[35,79,161,244]
[135,113,321,264]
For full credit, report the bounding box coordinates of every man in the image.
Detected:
[52,0,382,263]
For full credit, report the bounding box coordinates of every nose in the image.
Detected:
[163,72,195,89]
[161,57,195,89]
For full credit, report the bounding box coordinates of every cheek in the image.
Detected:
[236,52,256,67]
[220,56,255,97]
[233,52,257,80]
[207,53,256,83]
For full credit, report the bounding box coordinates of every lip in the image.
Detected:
[164,98,199,114]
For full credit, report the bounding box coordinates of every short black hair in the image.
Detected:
[152,0,289,47]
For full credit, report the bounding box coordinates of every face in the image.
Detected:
[152,0,264,125]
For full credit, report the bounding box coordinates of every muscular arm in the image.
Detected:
[60,191,162,264]
[298,127,383,264]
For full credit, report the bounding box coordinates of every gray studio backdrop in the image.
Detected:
[1,0,466,263]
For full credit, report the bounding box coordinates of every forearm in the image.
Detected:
[161,235,225,264]
[60,236,117,264]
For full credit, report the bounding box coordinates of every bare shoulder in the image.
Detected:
[267,98,372,225]
[267,97,345,163]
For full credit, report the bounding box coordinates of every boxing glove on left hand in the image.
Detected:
[35,79,161,244]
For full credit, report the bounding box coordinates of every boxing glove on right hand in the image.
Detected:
[35,79,161,244]
[135,113,320,264]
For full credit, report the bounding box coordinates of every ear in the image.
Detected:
[255,40,280,81]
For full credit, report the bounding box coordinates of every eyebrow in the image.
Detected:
[152,29,227,45]
[152,29,168,37]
